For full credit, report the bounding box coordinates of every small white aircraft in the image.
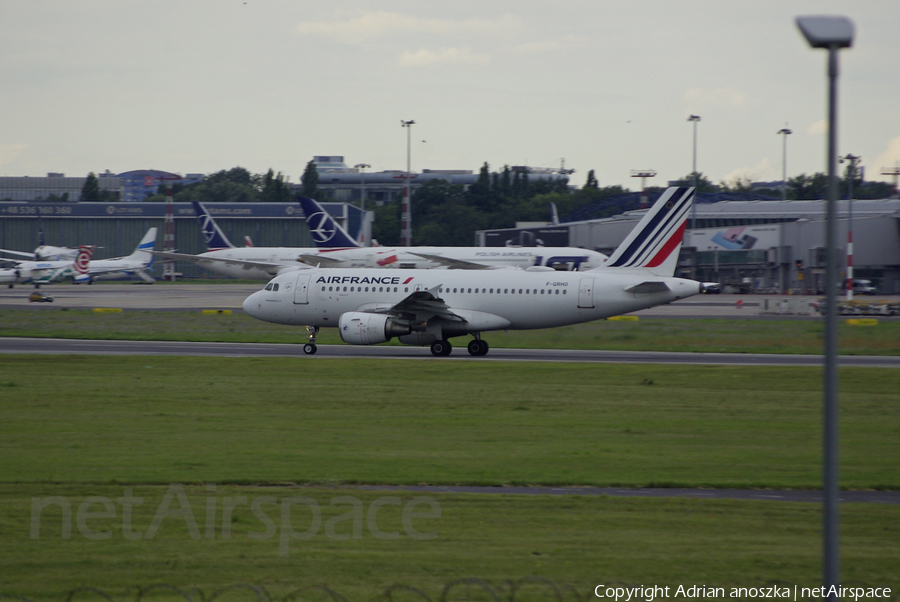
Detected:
[0,246,95,288]
[243,187,704,356]
[73,228,158,284]
[0,222,89,262]
[295,196,607,271]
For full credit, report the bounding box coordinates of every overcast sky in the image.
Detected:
[1,1,898,190]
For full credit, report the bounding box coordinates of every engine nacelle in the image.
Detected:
[339,312,411,345]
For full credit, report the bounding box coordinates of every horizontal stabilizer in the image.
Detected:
[625,281,671,294]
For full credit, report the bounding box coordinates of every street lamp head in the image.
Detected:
[687,114,701,122]
[354,163,371,169]
[401,120,415,127]
[778,128,793,135]
[796,16,854,49]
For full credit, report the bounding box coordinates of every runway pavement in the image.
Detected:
[3,337,899,367]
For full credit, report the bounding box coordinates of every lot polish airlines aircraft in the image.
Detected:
[243,187,704,356]
[159,200,605,279]
[0,246,94,288]
[296,196,607,271]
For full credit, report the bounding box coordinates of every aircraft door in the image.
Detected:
[293,273,310,304]
[578,277,595,308]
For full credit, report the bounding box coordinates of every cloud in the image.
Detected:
[295,11,521,44]
[683,86,754,109]
[0,144,27,170]
[722,157,774,184]
[806,119,827,136]
[872,136,900,181]
[398,47,489,68]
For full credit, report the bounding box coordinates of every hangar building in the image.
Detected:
[477,197,900,295]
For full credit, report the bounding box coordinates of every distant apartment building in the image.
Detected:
[0,170,204,202]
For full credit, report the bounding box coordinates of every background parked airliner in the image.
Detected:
[0,246,94,288]
[160,200,605,279]
[0,221,88,262]
[296,196,607,271]
[73,228,158,284]
[243,187,702,356]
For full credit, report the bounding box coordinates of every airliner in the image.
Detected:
[0,222,89,262]
[73,228,158,284]
[151,201,335,280]
[158,200,605,279]
[0,246,94,288]
[296,196,607,271]
[243,187,704,356]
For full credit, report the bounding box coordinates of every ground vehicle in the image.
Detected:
[28,291,53,303]
[852,279,876,295]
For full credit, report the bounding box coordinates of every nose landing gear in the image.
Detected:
[304,325,319,355]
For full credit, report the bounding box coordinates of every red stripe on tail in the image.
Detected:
[645,221,686,268]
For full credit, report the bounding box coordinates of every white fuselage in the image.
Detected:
[0,260,75,285]
[198,246,606,280]
[243,267,701,334]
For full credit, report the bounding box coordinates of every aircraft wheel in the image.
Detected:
[467,339,489,356]
[467,340,488,356]
[430,340,452,356]
[303,343,317,355]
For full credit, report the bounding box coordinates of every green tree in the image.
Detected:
[262,169,291,202]
[671,172,717,193]
[80,172,100,202]
[584,170,599,190]
[301,161,319,199]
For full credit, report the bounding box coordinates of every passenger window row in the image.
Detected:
[319,285,567,295]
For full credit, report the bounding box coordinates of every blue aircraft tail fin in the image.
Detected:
[192,201,235,250]
[297,196,362,248]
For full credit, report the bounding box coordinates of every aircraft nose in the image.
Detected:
[242,291,264,318]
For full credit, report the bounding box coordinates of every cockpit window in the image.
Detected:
[265,283,274,291]
[273,283,280,292]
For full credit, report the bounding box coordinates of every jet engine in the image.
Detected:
[338,312,412,345]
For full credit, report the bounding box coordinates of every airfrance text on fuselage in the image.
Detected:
[316,275,413,285]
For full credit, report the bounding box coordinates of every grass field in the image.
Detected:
[0,356,898,598]
[2,307,900,355]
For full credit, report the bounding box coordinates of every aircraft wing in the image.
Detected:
[0,248,36,260]
[407,252,494,270]
[150,250,303,276]
[369,284,464,323]
[297,254,346,267]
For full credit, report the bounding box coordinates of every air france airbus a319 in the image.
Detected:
[243,187,707,357]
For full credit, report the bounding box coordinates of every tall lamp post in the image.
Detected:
[778,127,792,200]
[687,114,701,235]
[796,15,854,601]
[400,120,415,247]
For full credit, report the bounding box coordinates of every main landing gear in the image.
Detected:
[430,339,452,357]
[303,325,319,355]
[467,339,489,356]
[429,338,490,357]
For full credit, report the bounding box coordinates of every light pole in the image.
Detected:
[401,120,415,246]
[778,127,792,200]
[687,114,701,234]
[354,163,370,212]
[796,15,854,601]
